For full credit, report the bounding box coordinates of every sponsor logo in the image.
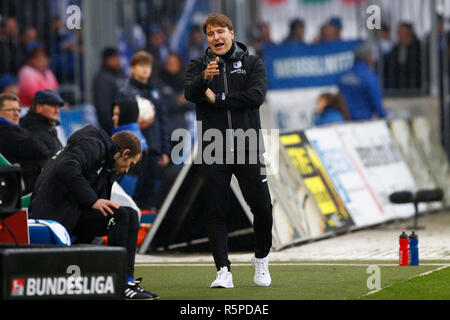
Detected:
[9,275,116,297]
[233,61,242,68]
[10,278,25,297]
[230,68,247,75]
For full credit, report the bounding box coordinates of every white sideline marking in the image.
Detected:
[362,264,450,297]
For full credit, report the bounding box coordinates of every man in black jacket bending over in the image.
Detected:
[29,125,159,300]
[184,13,273,289]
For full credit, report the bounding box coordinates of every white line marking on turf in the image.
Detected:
[362,264,450,297]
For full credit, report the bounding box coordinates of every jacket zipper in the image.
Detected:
[223,63,234,152]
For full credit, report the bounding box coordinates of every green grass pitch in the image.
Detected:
[134,260,450,300]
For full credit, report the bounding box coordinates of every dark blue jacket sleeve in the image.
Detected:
[184,58,210,104]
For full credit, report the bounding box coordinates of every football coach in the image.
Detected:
[184,13,273,289]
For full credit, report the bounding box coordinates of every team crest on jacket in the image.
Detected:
[233,61,242,68]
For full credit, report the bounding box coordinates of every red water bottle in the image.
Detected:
[399,231,409,266]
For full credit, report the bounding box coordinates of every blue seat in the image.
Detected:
[28,219,72,246]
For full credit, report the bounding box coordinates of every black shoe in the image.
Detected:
[125,281,155,300]
[132,278,160,299]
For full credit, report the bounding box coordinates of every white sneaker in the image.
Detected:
[210,266,234,288]
[252,255,271,287]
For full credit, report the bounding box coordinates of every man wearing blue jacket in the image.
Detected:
[337,42,387,120]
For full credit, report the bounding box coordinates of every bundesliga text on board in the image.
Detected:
[10,274,116,298]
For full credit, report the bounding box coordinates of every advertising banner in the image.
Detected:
[280,130,353,231]
[263,40,360,90]
[411,116,450,206]
[333,121,417,220]
[1,246,126,300]
[388,119,439,194]
[305,126,385,227]
[267,135,325,249]
[266,86,335,130]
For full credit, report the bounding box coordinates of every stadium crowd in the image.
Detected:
[1,11,450,210]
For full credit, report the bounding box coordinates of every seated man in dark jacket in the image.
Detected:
[0,92,53,194]
[20,89,64,190]
[29,125,159,300]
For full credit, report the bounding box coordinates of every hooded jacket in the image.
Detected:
[184,41,268,154]
[29,125,119,233]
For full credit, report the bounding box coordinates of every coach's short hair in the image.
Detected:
[202,13,234,34]
[130,50,154,67]
[0,92,20,110]
[112,131,142,156]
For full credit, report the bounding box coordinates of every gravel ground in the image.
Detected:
[136,210,450,263]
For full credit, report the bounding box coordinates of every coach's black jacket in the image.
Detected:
[29,125,119,233]
[184,41,268,154]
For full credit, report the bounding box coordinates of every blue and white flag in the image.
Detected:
[263,40,361,90]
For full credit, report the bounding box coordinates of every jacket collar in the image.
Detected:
[67,125,119,170]
[0,117,20,128]
[22,111,60,127]
[204,41,249,65]
[129,77,152,91]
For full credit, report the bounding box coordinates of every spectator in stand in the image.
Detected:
[0,74,19,95]
[93,47,127,135]
[116,50,170,210]
[337,41,387,120]
[183,25,208,64]
[49,17,83,84]
[314,22,337,44]
[0,17,22,75]
[259,22,274,46]
[0,93,55,194]
[160,52,195,150]
[283,18,305,43]
[17,42,59,107]
[328,17,342,41]
[20,89,64,192]
[313,93,350,126]
[156,52,195,210]
[20,26,39,54]
[425,15,450,95]
[384,22,422,90]
[248,22,274,58]
[146,25,170,83]
[373,23,393,63]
